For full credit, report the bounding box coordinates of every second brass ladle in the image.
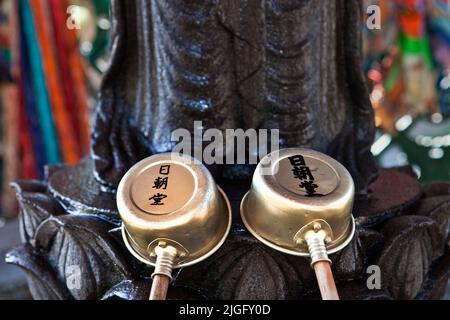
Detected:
[241,148,356,300]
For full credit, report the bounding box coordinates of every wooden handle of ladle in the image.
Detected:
[305,229,340,300]
[149,274,171,300]
[313,260,339,300]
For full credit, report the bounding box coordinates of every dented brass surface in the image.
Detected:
[117,153,232,268]
[241,148,355,256]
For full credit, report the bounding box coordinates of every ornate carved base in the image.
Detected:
[5,158,450,300]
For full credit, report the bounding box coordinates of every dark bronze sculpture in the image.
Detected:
[6,0,450,300]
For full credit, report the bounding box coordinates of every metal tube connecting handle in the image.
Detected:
[149,244,178,300]
[304,230,339,300]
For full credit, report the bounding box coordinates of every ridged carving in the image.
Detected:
[91,0,377,194]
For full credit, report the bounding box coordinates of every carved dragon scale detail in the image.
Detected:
[6,0,450,300]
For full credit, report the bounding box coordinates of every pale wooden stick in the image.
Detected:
[313,261,339,300]
[149,274,171,300]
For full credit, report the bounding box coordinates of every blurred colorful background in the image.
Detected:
[0,0,110,298]
[364,0,450,183]
[0,0,110,219]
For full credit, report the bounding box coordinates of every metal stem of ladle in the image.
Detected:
[302,227,339,300]
[149,243,178,300]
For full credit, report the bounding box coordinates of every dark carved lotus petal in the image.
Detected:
[331,226,366,281]
[337,281,392,300]
[410,195,450,253]
[5,244,71,300]
[422,182,450,198]
[354,169,422,227]
[175,234,309,300]
[102,279,205,301]
[357,227,384,265]
[33,214,132,300]
[11,181,65,243]
[378,215,442,299]
[44,163,68,181]
[47,158,120,224]
[221,246,297,300]
[415,249,450,300]
[11,180,47,194]
[102,279,151,300]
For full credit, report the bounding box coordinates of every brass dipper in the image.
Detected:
[117,153,232,300]
[240,148,356,300]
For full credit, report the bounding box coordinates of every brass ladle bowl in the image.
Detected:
[241,148,355,256]
[117,153,232,299]
[241,148,356,300]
